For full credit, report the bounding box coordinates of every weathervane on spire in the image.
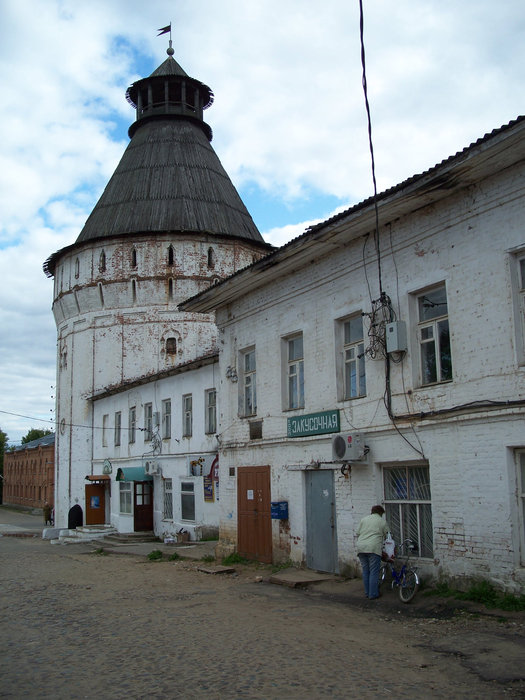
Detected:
[157,23,174,55]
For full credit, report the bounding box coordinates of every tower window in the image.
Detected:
[168,245,174,266]
[131,248,137,268]
[99,250,106,272]
[74,258,80,279]
[207,247,215,269]
[166,337,177,355]
[132,279,137,304]
[168,278,174,300]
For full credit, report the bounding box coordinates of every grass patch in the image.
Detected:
[427,578,525,611]
[222,552,250,566]
[168,552,180,561]
[201,554,216,563]
[271,560,294,573]
[147,549,164,561]
[92,548,107,556]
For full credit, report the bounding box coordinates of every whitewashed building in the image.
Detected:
[90,354,220,539]
[43,47,270,534]
[182,117,525,591]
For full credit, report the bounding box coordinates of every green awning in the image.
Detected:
[116,467,152,482]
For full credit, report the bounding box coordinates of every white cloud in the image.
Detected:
[0,0,523,442]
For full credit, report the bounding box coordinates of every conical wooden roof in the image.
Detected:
[44,52,267,276]
[76,117,262,243]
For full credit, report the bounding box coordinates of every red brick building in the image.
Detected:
[3,434,55,509]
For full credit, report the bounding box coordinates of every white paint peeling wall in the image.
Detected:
[214,159,525,590]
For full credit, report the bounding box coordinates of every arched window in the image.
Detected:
[168,278,174,300]
[132,279,137,303]
[99,250,106,272]
[166,337,177,355]
[207,247,215,269]
[74,258,80,279]
[98,283,104,307]
[131,248,137,268]
[167,245,174,266]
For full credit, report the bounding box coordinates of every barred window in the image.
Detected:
[163,478,173,520]
[383,465,433,558]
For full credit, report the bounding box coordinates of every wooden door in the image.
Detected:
[85,484,105,525]
[134,481,153,531]
[237,466,272,563]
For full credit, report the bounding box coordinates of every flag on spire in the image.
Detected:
[157,24,171,36]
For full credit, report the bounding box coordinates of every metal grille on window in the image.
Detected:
[164,478,173,520]
[383,465,433,557]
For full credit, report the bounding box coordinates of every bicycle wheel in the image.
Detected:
[378,562,388,588]
[398,569,419,603]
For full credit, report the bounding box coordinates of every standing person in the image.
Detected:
[356,505,389,600]
[43,502,52,526]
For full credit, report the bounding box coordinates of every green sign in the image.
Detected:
[287,410,340,438]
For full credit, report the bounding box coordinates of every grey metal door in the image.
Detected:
[306,470,338,573]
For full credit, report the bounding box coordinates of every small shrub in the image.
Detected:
[148,549,164,561]
[201,554,215,563]
[93,548,107,556]
[168,552,180,561]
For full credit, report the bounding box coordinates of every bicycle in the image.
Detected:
[379,538,420,603]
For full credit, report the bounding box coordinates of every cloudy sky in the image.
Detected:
[0,0,523,444]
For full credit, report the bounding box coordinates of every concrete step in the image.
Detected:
[102,531,159,544]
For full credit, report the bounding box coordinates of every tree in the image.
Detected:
[0,427,7,504]
[21,428,53,445]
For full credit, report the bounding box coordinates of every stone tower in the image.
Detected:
[44,47,271,527]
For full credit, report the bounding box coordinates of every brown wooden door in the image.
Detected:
[237,466,272,563]
[134,481,153,531]
[85,484,105,525]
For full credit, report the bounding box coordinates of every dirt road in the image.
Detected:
[1,528,524,700]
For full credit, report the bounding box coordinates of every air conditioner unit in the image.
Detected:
[332,433,367,462]
[145,460,159,475]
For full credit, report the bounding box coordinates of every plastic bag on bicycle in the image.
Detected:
[382,532,395,561]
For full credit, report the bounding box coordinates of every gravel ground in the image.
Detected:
[1,532,524,700]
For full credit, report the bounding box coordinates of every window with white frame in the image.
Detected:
[182,394,192,437]
[102,414,109,447]
[144,403,153,441]
[181,481,195,520]
[286,334,304,409]
[241,348,256,417]
[163,478,173,520]
[417,284,452,385]
[343,315,366,399]
[162,399,171,439]
[205,389,217,434]
[516,451,525,567]
[114,411,121,447]
[129,406,136,444]
[383,465,433,558]
[514,254,525,364]
[119,482,132,514]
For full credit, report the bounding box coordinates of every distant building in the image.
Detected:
[182,117,525,592]
[3,434,55,509]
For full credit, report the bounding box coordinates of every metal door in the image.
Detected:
[237,466,272,563]
[306,470,338,573]
[85,484,105,525]
[134,481,153,531]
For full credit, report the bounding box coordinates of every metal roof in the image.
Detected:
[180,115,525,313]
[12,433,55,452]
